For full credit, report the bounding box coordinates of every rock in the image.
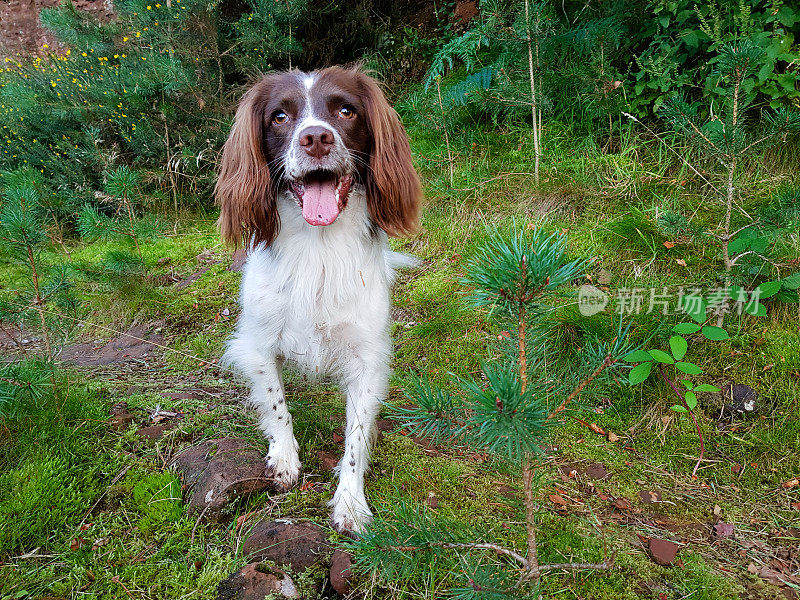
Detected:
[648,538,680,566]
[329,549,354,595]
[241,521,331,572]
[713,522,735,539]
[136,423,176,441]
[375,418,395,432]
[584,463,610,480]
[216,562,299,600]
[638,490,662,504]
[171,438,270,520]
[109,413,135,431]
[721,383,758,417]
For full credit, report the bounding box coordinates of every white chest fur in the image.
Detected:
[235,188,392,376]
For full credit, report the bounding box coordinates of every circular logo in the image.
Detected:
[578,285,609,316]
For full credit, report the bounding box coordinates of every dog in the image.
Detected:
[214,67,422,533]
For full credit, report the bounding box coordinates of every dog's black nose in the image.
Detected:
[299,126,335,159]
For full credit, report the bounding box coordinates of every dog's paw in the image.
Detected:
[329,493,373,536]
[264,450,300,493]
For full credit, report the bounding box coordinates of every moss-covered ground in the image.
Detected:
[1,121,798,599]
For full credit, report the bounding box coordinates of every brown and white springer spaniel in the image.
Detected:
[215,67,422,533]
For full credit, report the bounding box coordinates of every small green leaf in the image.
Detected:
[781,273,800,290]
[672,405,688,413]
[680,295,707,324]
[649,349,675,364]
[675,362,703,375]
[623,350,654,363]
[744,301,767,317]
[673,323,701,334]
[701,326,729,341]
[629,361,653,385]
[685,391,697,410]
[669,335,688,360]
[694,384,721,392]
[756,281,780,299]
[680,379,693,389]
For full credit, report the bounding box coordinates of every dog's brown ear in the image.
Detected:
[215,80,278,248]
[358,72,422,238]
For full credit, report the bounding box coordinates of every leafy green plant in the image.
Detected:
[624,284,776,477]
[632,0,800,113]
[353,227,628,595]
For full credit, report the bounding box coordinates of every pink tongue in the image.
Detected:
[302,179,340,226]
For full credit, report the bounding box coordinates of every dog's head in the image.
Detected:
[215,67,422,247]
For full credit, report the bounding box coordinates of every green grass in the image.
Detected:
[1,115,798,599]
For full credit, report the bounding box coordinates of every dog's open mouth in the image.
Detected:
[289,171,352,227]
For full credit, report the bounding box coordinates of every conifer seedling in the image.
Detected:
[353,227,627,597]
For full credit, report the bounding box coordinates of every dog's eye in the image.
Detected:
[272,111,289,125]
[338,105,355,119]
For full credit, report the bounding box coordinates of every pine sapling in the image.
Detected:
[78,166,163,278]
[0,183,54,361]
[354,227,626,595]
[657,41,800,317]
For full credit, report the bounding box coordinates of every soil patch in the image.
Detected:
[59,322,165,366]
[0,0,113,58]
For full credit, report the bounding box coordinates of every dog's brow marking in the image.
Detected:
[304,75,315,91]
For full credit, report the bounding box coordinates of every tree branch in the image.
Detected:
[539,556,614,572]
[546,354,614,421]
[376,541,529,567]
[730,251,783,268]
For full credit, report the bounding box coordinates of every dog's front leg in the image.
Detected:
[248,356,301,492]
[330,357,386,534]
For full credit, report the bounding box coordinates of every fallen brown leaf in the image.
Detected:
[69,537,85,551]
[588,423,605,435]
[613,497,632,510]
[713,522,735,539]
